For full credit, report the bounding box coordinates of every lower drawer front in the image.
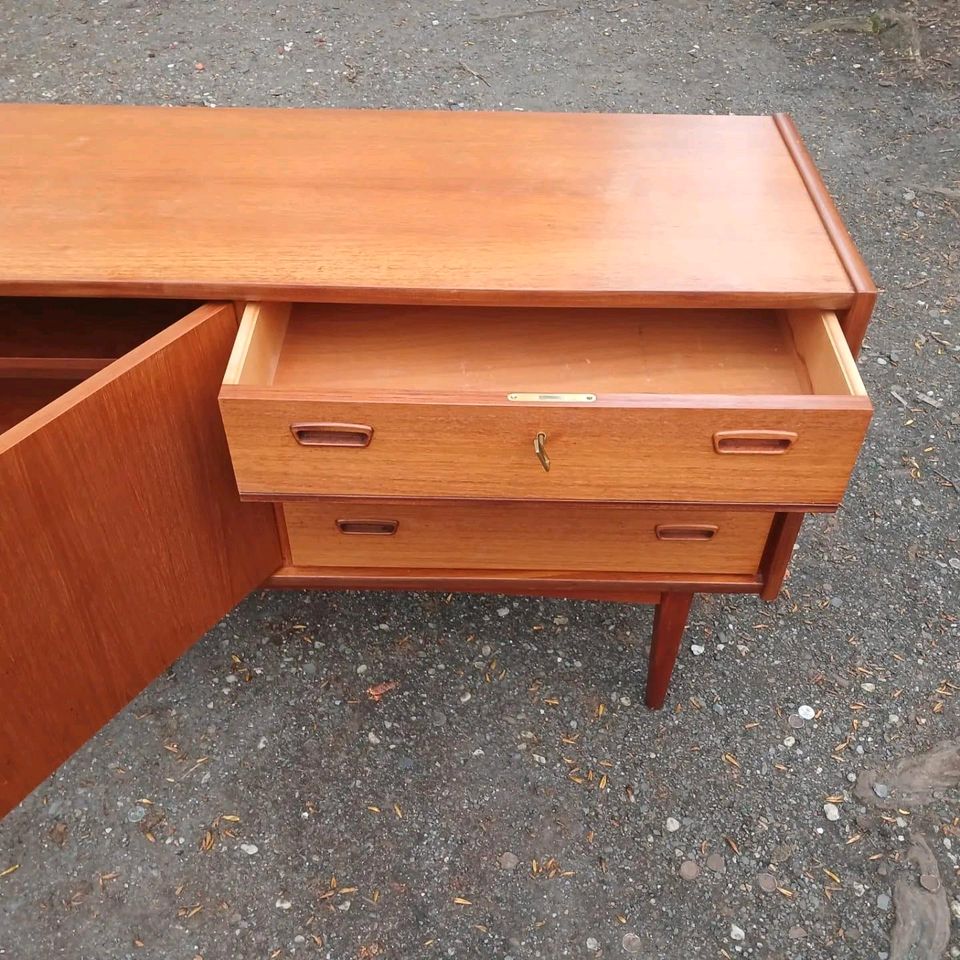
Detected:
[283,501,774,574]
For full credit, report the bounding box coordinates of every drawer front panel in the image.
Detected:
[283,500,774,574]
[220,395,871,506]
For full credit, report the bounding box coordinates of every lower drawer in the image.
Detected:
[282,501,774,574]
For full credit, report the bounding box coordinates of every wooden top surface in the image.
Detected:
[0,104,856,307]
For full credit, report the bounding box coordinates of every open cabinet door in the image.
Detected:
[0,303,282,817]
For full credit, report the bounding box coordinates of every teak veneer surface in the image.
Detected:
[282,500,773,574]
[274,306,811,395]
[0,303,281,817]
[0,104,854,308]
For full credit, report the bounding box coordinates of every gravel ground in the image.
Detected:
[1,1,958,958]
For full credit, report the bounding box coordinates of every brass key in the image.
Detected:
[534,432,550,472]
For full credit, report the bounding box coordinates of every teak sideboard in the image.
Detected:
[0,105,875,819]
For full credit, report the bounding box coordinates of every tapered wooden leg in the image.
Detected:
[645,591,695,709]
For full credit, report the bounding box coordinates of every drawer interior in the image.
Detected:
[224,303,866,398]
[0,298,200,433]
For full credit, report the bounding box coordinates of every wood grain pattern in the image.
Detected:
[785,310,867,396]
[0,105,853,309]
[646,592,695,709]
[220,394,871,506]
[266,567,763,598]
[0,303,281,818]
[284,500,773,574]
[773,114,876,355]
[224,301,290,385]
[759,511,805,601]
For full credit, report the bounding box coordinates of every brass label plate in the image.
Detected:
[507,392,596,403]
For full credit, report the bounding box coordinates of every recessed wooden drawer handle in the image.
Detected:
[291,423,373,447]
[336,519,399,535]
[655,524,719,542]
[713,430,797,454]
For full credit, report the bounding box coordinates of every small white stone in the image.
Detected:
[730,924,746,941]
[367,731,381,745]
[460,692,472,703]
[240,843,259,855]
[275,898,292,910]
[257,736,268,750]
[665,817,681,833]
[357,664,368,675]
[691,644,705,656]
[824,802,841,822]
[861,682,876,693]
[783,736,796,748]
[497,607,510,617]
[586,937,600,952]
[798,705,815,720]
[532,754,547,765]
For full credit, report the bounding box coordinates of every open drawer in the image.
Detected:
[218,303,872,507]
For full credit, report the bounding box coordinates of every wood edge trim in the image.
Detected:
[759,511,805,601]
[821,310,868,397]
[0,279,855,310]
[240,492,840,512]
[218,385,873,411]
[773,113,876,356]
[264,567,764,595]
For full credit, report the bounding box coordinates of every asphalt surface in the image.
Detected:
[1,1,958,958]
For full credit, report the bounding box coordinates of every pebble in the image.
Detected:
[770,843,793,864]
[798,705,815,720]
[665,817,680,833]
[679,861,701,880]
[586,937,599,952]
[357,664,368,675]
[367,731,381,745]
[730,924,745,942]
[275,898,292,910]
[500,852,520,871]
[460,692,472,703]
[622,933,643,955]
[757,872,777,893]
[877,893,891,911]
[788,926,807,940]
[240,843,259,855]
[861,682,876,693]
[951,900,960,920]
[824,802,841,822]
[497,606,510,617]
[553,615,569,625]
[920,874,941,893]
[303,662,317,676]
[873,783,890,799]
[690,644,705,656]
[783,736,796,748]
[481,644,492,657]
[706,853,726,874]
